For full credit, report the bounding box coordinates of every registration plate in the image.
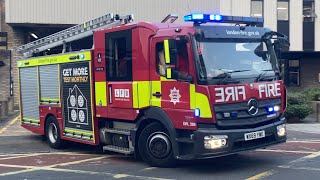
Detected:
[244,130,265,141]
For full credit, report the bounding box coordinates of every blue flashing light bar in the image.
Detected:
[184,13,263,25]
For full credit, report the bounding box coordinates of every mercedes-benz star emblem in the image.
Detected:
[247,99,259,116]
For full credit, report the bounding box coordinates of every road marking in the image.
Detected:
[0,163,174,180]
[0,116,19,135]
[40,168,174,180]
[0,153,43,160]
[287,151,320,165]
[0,154,175,180]
[113,174,130,178]
[288,140,320,143]
[141,167,158,171]
[0,156,107,177]
[0,151,96,157]
[300,146,318,152]
[0,169,36,176]
[0,163,36,169]
[256,149,316,154]
[279,166,320,172]
[245,170,276,180]
[48,156,107,167]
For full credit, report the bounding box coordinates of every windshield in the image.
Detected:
[194,38,278,84]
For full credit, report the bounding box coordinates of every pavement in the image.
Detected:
[0,116,320,180]
[287,124,320,134]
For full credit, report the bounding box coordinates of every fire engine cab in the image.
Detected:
[17,13,289,167]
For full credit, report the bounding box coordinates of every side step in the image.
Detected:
[102,128,130,135]
[103,145,134,155]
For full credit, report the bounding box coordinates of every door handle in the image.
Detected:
[152,92,162,98]
[108,85,112,104]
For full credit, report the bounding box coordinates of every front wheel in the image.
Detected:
[46,116,63,149]
[138,122,176,167]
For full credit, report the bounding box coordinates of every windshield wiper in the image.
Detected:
[255,69,275,82]
[216,69,251,85]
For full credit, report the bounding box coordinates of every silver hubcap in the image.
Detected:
[148,132,171,159]
[48,123,58,144]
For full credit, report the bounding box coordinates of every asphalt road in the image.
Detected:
[1,117,320,180]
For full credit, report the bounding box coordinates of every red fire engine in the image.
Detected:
[17,13,289,167]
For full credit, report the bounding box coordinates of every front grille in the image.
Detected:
[214,98,281,129]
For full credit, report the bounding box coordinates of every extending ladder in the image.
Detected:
[16,13,133,58]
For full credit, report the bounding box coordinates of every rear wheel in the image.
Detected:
[46,116,63,149]
[138,122,176,167]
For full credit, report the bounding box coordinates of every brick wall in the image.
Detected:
[288,57,320,91]
[0,0,26,109]
[0,49,10,101]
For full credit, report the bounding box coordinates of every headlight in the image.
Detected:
[277,124,286,137]
[204,135,228,149]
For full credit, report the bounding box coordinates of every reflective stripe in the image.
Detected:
[151,81,161,107]
[160,76,175,82]
[18,69,22,123]
[17,51,91,68]
[37,66,40,107]
[133,81,150,108]
[164,40,171,64]
[190,84,196,109]
[132,82,139,108]
[89,63,96,144]
[23,118,40,122]
[40,98,60,101]
[64,128,93,136]
[195,92,212,118]
[95,82,107,106]
[166,68,172,78]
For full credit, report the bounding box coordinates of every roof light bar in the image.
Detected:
[184,13,263,25]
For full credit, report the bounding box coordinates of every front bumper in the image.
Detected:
[177,118,286,160]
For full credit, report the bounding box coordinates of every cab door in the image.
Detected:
[150,37,196,129]
[105,30,135,120]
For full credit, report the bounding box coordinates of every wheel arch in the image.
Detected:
[44,113,58,136]
[133,107,179,158]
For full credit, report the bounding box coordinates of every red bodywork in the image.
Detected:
[23,22,286,146]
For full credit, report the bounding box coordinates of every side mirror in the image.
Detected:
[175,36,189,43]
[186,75,194,83]
[254,43,268,60]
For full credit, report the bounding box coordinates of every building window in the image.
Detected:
[303,0,317,22]
[288,60,300,86]
[251,0,263,18]
[277,0,289,21]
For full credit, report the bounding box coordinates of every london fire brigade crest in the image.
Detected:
[67,85,88,125]
[169,87,181,105]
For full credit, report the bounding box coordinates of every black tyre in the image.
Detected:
[138,122,176,167]
[46,116,63,149]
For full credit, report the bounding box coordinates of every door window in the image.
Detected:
[106,30,132,81]
[155,40,190,80]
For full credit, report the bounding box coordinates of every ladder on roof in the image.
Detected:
[15,13,134,58]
